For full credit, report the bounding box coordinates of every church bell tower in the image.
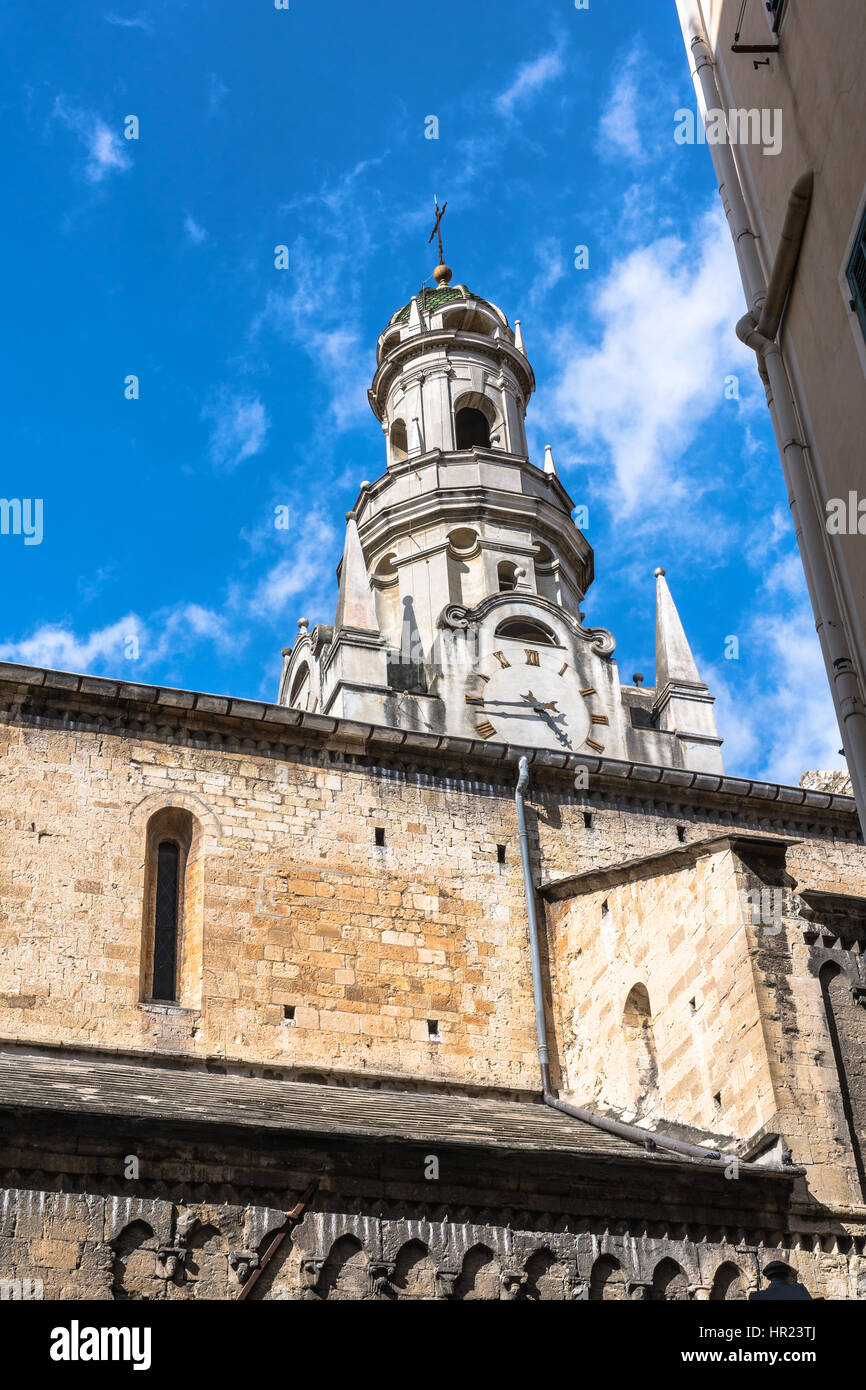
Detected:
[278,216,723,774]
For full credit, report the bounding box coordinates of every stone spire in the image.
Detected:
[335,513,379,633]
[655,567,702,689]
[543,444,558,478]
[651,567,723,773]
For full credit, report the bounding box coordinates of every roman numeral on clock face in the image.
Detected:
[592,714,609,725]
[558,663,569,676]
[580,686,596,697]
[525,649,540,666]
[586,738,605,753]
[465,695,485,706]
[476,720,497,740]
[493,651,510,669]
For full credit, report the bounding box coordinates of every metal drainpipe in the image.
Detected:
[676,3,866,834]
[514,757,729,1165]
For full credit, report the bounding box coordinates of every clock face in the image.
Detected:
[466,639,608,752]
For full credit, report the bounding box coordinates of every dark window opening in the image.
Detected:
[584,811,593,829]
[283,1005,296,1024]
[677,824,686,843]
[455,407,491,450]
[496,843,506,864]
[374,826,386,847]
[494,618,558,646]
[152,841,180,1002]
[848,206,866,341]
[427,1019,440,1040]
[497,561,519,593]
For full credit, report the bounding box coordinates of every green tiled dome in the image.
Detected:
[389,284,503,327]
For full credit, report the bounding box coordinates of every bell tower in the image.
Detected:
[278,218,723,773]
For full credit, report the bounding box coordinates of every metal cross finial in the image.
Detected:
[428,196,448,264]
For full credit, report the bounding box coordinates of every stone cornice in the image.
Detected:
[0,661,860,824]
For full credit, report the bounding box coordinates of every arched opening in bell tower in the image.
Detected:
[390,419,409,464]
[455,406,492,450]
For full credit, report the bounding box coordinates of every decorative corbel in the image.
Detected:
[229,1251,260,1286]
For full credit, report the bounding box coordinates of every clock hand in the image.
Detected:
[520,690,560,712]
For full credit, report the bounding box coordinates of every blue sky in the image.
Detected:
[0,0,843,784]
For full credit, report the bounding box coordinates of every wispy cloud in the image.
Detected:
[184,213,208,245]
[527,238,567,308]
[208,73,228,117]
[709,598,843,786]
[105,11,151,30]
[598,53,643,161]
[202,389,269,470]
[495,47,564,118]
[250,160,384,433]
[52,97,133,184]
[243,510,340,623]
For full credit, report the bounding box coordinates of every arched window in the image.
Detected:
[652,1258,689,1301]
[153,841,180,1001]
[390,419,409,463]
[622,983,659,1117]
[494,617,558,646]
[589,1255,627,1301]
[142,807,201,1007]
[455,406,491,450]
[710,1262,747,1301]
[289,662,312,712]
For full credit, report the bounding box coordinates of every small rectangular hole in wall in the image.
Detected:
[713,1091,722,1111]
[584,811,593,829]
[677,825,686,842]
[374,826,385,847]
[497,843,506,864]
[601,899,609,917]
[427,1019,440,1041]
[689,997,697,1014]
[283,1005,296,1025]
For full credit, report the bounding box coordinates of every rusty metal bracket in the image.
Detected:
[236,1179,319,1301]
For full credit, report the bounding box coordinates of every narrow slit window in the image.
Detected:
[152,841,180,1002]
[427,1019,440,1040]
[374,826,386,847]
[497,843,506,864]
[584,811,593,829]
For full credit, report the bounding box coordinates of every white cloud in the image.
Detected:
[202,389,269,470]
[0,614,142,672]
[544,205,752,508]
[52,98,133,184]
[495,47,564,118]
[184,213,208,245]
[0,602,234,680]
